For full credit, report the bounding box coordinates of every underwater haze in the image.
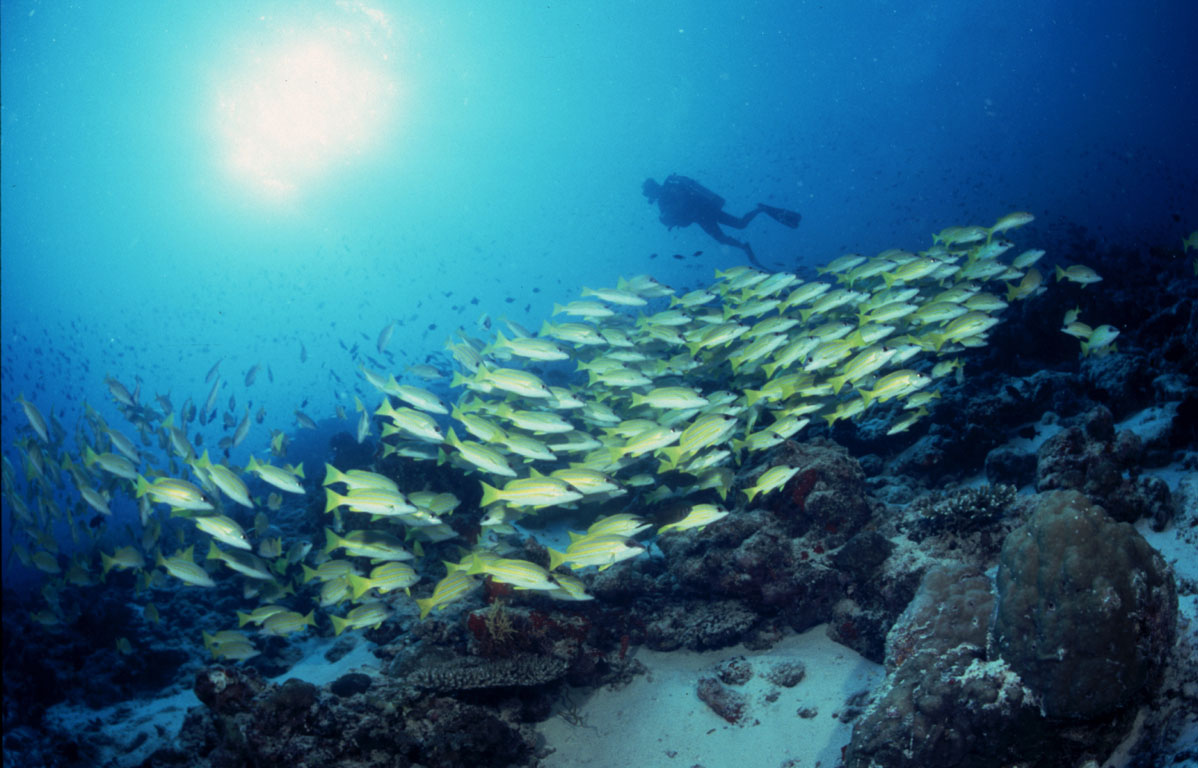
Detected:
[4,0,1195,453]
[3,1,1198,767]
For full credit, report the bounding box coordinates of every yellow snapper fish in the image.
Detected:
[609,424,682,461]
[206,541,274,580]
[246,456,306,494]
[1081,324,1119,356]
[322,464,399,492]
[260,610,316,637]
[1061,320,1093,340]
[658,504,730,534]
[581,513,650,538]
[547,572,594,601]
[581,285,649,306]
[203,630,260,661]
[408,491,460,517]
[323,486,416,518]
[1005,267,1043,301]
[553,299,615,318]
[15,394,51,443]
[301,559,356,584]
[101,545,146,577]
[157,546,216,588]
[987,211,1035,238]
[416,567,478,620]
[489,330,570,362]
[136,474,213,512]
[743,465,802,503]
[476,366,554,399]
[77,485,112,516]
[237,604,291,628]
[191,451,253,508]
[331,603,390,636]
[84,446,138,481]
[442,429,518,477]
[391,384,450,415]
[1055,264,1102,286]
[479,476,582,509]
[1011,249,1046,269]
[193,513,252,550]
[324,528,414,561]
[491,404,575,434]
[465,553,557,591]
[375,401,445,443]
[347,562,419,599]
[859,369,933,407]
[548,534,645,571]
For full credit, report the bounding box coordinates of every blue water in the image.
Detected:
[4,2,1194,457]
[2,0,1196,756]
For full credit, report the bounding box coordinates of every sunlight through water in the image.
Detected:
[212,2,400,200]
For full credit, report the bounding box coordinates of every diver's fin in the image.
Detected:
[759,204,801,229]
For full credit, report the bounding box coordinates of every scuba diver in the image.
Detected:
[642,174,801,270]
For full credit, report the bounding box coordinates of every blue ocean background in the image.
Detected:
[2,0,1196,702]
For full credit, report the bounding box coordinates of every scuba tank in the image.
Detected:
[664,174,725,210]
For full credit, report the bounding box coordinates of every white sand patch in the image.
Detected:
[537,624,883,768]
[45,687,199,768]
[1117,402,1179,446]
[1138,461,1198,585]
[271,632,381,685]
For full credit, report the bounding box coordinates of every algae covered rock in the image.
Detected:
[991,490,1177,719]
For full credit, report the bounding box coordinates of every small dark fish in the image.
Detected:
[267,366,274,383]
[244,364,261,387]
[300,342,308,363]
[255,406,266,424]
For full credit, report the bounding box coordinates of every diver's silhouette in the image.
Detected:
[642,174,800,270]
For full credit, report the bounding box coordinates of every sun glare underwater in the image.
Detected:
[212,5,401,200]
[2,2,1197,767]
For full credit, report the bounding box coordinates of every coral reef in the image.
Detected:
[408,653,570,692]
[992,489,1178,720]
[696,676,747,724]
[1035,405,1178,525]
[905,483,1015,539]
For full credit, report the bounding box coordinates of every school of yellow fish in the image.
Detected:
[5,211,1105,661]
